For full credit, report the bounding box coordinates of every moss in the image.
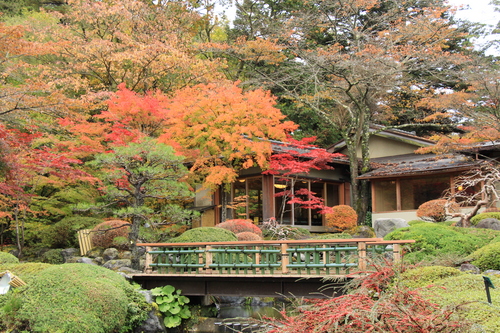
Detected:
[41,249,64,265]
[0,252,19,264]
[420,274,500,333]
[401,266,464,288]
[170,227,237,243]
[0,263,53,284]
[313,233,353,240]
[1,263,149,333]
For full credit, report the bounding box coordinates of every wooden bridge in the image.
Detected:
[132,238,414,298]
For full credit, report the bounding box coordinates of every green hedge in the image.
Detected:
[170,227,237,243]
[0,263,149,333]
[467,242,500,271]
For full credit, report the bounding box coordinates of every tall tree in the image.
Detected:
[210,0,473,223]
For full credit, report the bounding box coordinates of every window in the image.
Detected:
[372,174,452,212]
[231,177,263,223]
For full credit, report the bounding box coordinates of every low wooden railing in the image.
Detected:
[137,238,414,277]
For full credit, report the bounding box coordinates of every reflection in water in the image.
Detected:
[213,305,282,333]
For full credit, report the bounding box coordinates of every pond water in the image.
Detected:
[189,304,283,333]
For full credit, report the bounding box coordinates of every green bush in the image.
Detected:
[384,223,500,263]
[41,249,64,264]
[313,233,353,240]
[41,216,102,248]
[170,227,237,243]
[401,266,464,289]
[470,212,500,225]
[0,252,19,264]
[0,263,150,333]
[467,242,500,271]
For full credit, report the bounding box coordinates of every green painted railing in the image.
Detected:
[137,238,414,277]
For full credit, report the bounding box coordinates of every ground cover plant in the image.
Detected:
[169,227,238,243]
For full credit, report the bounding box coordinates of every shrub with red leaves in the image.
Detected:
[216,219,263,236]
[265,261,470,333]
[236,231,262,241]
[91,220,130,250]
[417,199,460,222]
[325,205,357,232]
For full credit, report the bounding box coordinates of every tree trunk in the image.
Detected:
[129,215,141,270]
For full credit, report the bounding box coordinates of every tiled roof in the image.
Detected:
[358,153,480,180]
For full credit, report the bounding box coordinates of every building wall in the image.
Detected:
[365,136,421,158]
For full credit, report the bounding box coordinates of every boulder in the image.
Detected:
[61,248,79,262]
[103,259,132,270]
[103,247,119,261]
[374,218,409,238]
[460,263,480,274]
[475,218,500,230]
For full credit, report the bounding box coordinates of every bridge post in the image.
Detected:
[358,242,367,271]
[144,246,153,273]
[393,244,401,262]
[281,243,289,274]
[205,245,212,270]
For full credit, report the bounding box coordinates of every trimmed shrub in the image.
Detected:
[236,232,262,241]
[385,223,500,263]
[170,227,238,243]
[467,242,500,271]
[216,219,263,236]
[91,220,130,250]
[325,205,357,232]
[41,216,102,248]
[470,212,500,226]
[416,199,460,222]
[0,263,150,333]
[41,249,64,265]
[401,266,464,289]
[0,252,19,264]
[313,233,353,240]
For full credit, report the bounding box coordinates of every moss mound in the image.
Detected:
[421,274,500,332]
[170,227,237,243]
[0,252,19,264]
[467,242,500,271]
[0,263,149,333]
[401,265,464,289]
[470,212,500,226]
[385,223,500,263]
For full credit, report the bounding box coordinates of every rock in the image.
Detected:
[117,266,141,274]
[65,256,84,263]
[86,248,104,258]
[133,290,165,333]
[120,251,132,260]
[460,263,480,274]
[103,259,132,270]
[475,218,500,230]
[61,248,79,262]
[484,270,500,276]
[373,218,409,238]
[103,248,119,261]
[216,296,246,305]
[76,257,97,265]
[349,225,376,238]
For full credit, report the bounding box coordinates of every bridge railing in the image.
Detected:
[137,238,414,277]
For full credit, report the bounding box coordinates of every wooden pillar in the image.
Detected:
[358,242,367,271]
[393,244,401,262]
[205,245,212,271]
[144,246,152,274]
[281,243,289,274]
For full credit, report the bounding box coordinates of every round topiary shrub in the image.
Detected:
[401,266,464,289]
[41,249,64,265]
[416,199,460,222]
[2,263,149,333]
[216,219,263,237]
[0,252,19,264]
[90,220,130,250]
[170,227,238,243]
[236,232,262,241]
[325,205,357,232]
[468,242,500,271]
